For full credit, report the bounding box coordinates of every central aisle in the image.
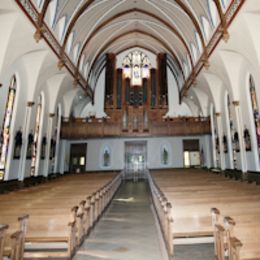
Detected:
[74,181,167,260]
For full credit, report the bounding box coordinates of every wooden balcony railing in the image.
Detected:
[61,117,211,139]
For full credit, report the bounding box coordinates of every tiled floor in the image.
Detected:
[74,181,166,260]
[173,244,215,260]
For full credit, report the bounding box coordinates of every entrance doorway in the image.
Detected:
[124,141,147,180]
[69,143,87,173]
[183,140,201,168]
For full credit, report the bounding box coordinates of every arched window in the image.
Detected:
[190,42,198,62]
[195,32,203,55]
[66,31,75,55]
[36,0,44,9]
[45,0,58,29]
[31,96,43,176]
[0,76,17,180]
[220,0,230,10]
[56,15,67,42]
[201,16,211,42]
[73,42,81,63]
[122,51,151,86]
[182,60,189,79]
[249,75,260,156]
[208,0,219,28]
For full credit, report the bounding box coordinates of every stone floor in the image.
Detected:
[74,180,215,260]
[173,244,215,260]
[74,181,167,260]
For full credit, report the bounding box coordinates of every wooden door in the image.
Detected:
[69,144,87,173]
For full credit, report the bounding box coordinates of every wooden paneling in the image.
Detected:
[61,117,211,139]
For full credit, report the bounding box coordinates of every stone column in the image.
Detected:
[210,109,217,168]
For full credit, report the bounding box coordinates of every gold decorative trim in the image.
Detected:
[27,101,35,107]
[202,58,210,70]
[232,101,240,106]
[57,59,65,70]
[33,27,45,43]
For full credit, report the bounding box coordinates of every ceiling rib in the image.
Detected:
[87,29,185,82]
[76,8,194,72]
[15,0,246,101]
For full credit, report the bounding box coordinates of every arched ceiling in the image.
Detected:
[26,0,235,96]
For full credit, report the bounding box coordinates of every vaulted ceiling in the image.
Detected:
[23,0,232,96]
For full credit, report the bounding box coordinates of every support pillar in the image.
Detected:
[210,108,217,168]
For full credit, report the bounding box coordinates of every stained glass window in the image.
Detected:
[0,76,17,180]
[249,75,260,156]
[122,51,151,86]
[31,99,42,176]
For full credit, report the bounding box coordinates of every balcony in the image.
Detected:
[61,117,211,139]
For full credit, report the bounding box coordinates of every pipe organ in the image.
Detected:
[104,52,168,133]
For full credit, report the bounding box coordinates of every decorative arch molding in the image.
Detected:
[87,29,185,84]
[75,8,195,70]
[16,0,246,100]
[37,0,209,55]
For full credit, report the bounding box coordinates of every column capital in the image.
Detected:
[232,101,240,106]
[27,101,35,107]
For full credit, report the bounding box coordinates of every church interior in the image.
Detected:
[1,0,260,259]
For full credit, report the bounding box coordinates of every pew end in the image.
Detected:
[0,224,9,259]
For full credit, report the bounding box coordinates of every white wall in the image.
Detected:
[62,135,212,172]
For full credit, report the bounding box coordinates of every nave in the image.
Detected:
[1,168,260,259]
[74,181,166,260]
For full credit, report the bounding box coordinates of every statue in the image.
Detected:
[14,128,22,159]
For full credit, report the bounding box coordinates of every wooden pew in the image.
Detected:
[150,169,260,259]
[0,224,8,259]
[212,209,260,260]
[0,172,121,259]
[0,214,29,260]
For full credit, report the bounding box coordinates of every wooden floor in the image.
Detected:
[151,168,260,260]
[0,172,121,259]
